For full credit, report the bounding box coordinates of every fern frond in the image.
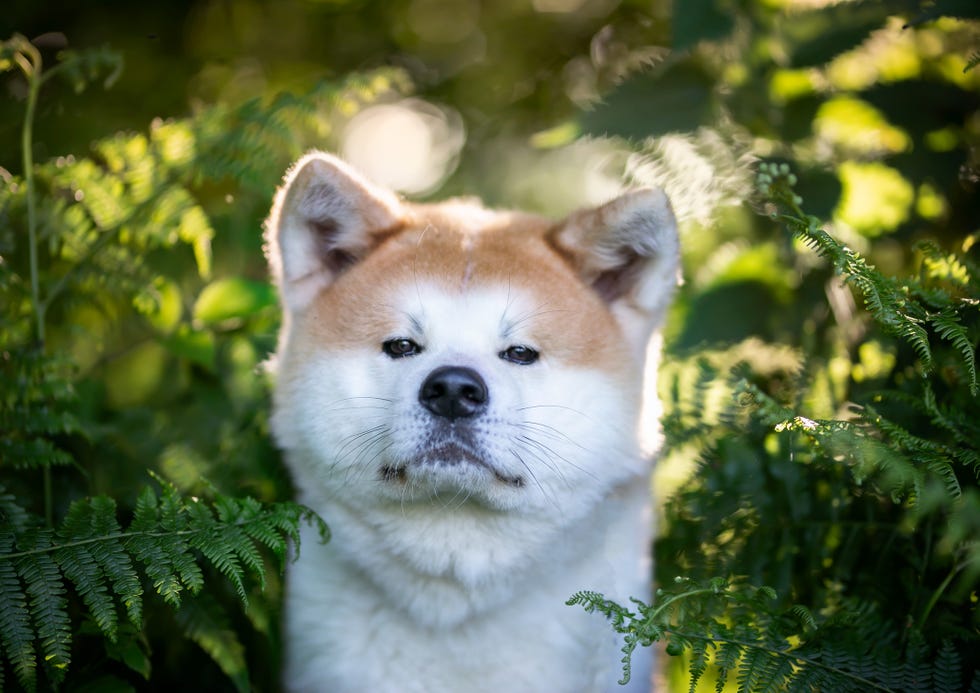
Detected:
[735,646,774,693]
[761,166,977,382]
[0,533,35,691]
[187,524,249,606]
[759,654,799,693]
[0,489,32,533]
[686,637,711,693]
[965,50,980,73]
[15,531,71,686]
[53,497,133,642]
[175,594,249,693]
[901,632,933,693]
[920,383,980,446]
[0,483,323,686]
[85,496,143,628]
[125,488,194,606]
[930,307,978,395]
[895,317,933,369]
[932,640,962,693]
[0,349,83,472]
[789,604,817,632]
[713,639,743,691]
[571,573,926,692]
[210,497,270,587]
[54,541,116,640]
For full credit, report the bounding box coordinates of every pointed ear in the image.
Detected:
[265,151,403,312]
[550,188,680,331]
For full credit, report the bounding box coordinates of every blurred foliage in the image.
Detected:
[0,31,399,690]
[627,163,980,691]
[1,0,980,690]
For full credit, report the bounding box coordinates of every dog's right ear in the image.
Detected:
[265,152,403,312]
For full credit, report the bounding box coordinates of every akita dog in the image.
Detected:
[265,151,679,693]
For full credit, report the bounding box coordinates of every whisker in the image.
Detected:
[508,447,560,511]
[334,423,388,462]
[320,396,395,413]
[517,432,601,484]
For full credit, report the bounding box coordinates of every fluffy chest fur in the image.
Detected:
[265,152,679,693]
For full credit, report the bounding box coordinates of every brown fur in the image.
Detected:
[290,201,635,376]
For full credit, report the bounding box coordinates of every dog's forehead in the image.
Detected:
[379,204,573,292]
[302,203,630,367]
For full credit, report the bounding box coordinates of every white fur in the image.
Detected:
[274,286,654,692]
[267,152,678,693]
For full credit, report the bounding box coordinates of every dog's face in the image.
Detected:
[266,153,678,516]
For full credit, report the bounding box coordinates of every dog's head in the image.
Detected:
[266,152,679,513]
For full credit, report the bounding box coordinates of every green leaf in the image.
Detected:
[192,278,276,327]
[0,534,36,691]
[175,595,249,693]
[91,543,143,631]
[54,539,117,641]
[16,533,71,686]
[162,326,217,371]
[580,64,714,139]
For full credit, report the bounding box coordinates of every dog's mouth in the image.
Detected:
[379,440,524,489]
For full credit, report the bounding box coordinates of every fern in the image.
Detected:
[638,161,980,691]
[2,35,407,368]
[0,482,325,690]
[0,350,83,471]
[965,50,980,73]
[0,33,418,688]
[568,578,920,692]
[930,307,977,390]
[175,594,249,692]
[758,162,978,395]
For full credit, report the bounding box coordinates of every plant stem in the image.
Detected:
[917,561,961,631]
[648,587,720,622]
[20,45,44,350]
[16,38,53,527]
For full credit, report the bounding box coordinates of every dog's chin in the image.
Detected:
[377,441,525,505]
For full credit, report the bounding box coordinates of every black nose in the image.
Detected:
[419,366,488,421]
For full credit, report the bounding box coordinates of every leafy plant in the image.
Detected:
[571,162,980,690]
[0,482,324,691]
[0,34,403,690]
[568,578,968,693]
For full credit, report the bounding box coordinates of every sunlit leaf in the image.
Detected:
[814,96,910,155]
[192,278,276,327]
[835,161,914,236]
[178,206,214,279]
[135,278,183,334]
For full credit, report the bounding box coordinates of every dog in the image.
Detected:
[265,151,679,692]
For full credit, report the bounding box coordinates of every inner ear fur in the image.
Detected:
[265,151,404,312]
[549,188,680,322]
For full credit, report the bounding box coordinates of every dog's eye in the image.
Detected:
[382,338,423,358]
[499,345,539,365]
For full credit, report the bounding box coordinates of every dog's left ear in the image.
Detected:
[550,188,681,334]
[265,151,403,312]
